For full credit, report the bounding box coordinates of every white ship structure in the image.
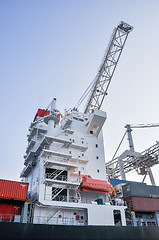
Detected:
[20,22,133,226]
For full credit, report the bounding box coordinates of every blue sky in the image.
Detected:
[1,0,159,184]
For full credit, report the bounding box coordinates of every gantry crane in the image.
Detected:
[75,21,133,113]
[106,123,159,185]
[125,123,159,151]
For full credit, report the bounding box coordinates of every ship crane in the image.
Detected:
[106,123,159,185]
[75,21,133,113]
[32,22,133,120]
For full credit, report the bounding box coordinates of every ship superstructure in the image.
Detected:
[20,22,133,226]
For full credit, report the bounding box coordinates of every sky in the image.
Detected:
[1,0,159,185]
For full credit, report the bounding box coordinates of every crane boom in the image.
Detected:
[84,21,133,114]
[125,123,159,129]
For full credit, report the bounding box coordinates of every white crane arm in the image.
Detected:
[84,21,133,114]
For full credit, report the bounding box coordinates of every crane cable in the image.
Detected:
[111,131,127,161]
[74,78,96,109]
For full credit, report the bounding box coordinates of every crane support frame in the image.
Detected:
[84,21,133,114]
[106,142,159,179]
[125,123,159,129]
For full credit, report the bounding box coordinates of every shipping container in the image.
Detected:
[0,179,28,201]
[125,196,159,212]
[0,201,22,222]
[122,182,159,199]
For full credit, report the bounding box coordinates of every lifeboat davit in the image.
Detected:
[78,175,112,193]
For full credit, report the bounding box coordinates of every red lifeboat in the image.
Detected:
[78,175,112,194]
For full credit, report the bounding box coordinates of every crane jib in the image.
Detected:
[83,21,133,114]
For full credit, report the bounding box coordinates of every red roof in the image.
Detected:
[0,179,29,202]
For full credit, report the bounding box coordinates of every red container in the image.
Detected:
[0,179,28,201]
[125,196,159,212]
[0,202,22,222]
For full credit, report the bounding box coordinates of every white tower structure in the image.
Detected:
[20,22,133,226]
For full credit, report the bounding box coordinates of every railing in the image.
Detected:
[45,194,79,203]
[33,216,86,225]
[44,194,115,206]
[46,156,70,163]
[45,173,67,181]
[0,213,21,222]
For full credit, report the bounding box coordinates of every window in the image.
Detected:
[52,187,67,201]
[96,156,99,159]
[147,221,156,226]
[73,117,84,122]
[97,169,100,173]
[95,144,98,148]
[79,118,84,122]
[69,151,71,154]
[46,168,67,181]
[125,209,133,226]
[113,210,122,226]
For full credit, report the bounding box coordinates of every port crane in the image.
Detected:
[36,22,133,125]
[106,123,159,185]
[75,21,133,113]
[125,123,159,151]
[32,21,133,119]
[30,21,133,144]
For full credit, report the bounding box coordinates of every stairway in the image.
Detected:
[46,208,61,223]
[46,169,65,180]
[52,187,66,200]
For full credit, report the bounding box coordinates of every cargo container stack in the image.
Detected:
[122,182,159,226]
[0,179,29,222]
